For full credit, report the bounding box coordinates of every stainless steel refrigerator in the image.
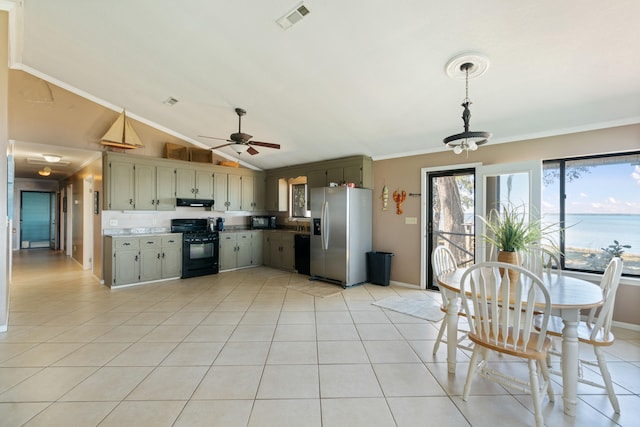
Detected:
[310,187,372,287]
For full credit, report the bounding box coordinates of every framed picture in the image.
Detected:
[94,191,100,214]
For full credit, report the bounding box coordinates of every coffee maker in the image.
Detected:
[215,217,225,231]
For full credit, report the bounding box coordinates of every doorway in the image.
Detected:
[20,191,56,250]
[425,169,476,289]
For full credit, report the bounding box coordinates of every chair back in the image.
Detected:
[460,262,551,353]
[520,246,561,276]
[587,257,623,341]
[432,245,458,307]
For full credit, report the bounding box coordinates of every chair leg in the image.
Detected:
[528,359,544,427]
[538,360,554,403]
[463,345,482,401]
[433,319,447,355]
[594,346,620,413]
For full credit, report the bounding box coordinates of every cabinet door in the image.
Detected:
[343,164,362,187]
[195,169,214,200]
[156,166,176,210]
[280,233,296,271]
[326,167,343,186]
[114,249,139,285]
[236,233,252,267]
[251,231,263,265]
[213,172,228,211]
[307,169,326,190]
[139,237,162,282]
[227,174,242,211]
[161,245,182,278]
[241,175,254,211]
[268,234,281,268]
[134,163,156,210]
[176,168,196,198]
[219,234,237,270]
[253,173,266,211]
[108,160,135,210]
[265,176,279,211]
[140,247,162,282]
[262,232,271,266]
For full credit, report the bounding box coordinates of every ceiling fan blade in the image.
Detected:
[249,141,280,149]
[198,135,232,142]
[210,142,233,150]
[247,146,259,155]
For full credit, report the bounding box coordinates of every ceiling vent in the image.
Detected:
[276,3,310,29]
[163,97,179,106]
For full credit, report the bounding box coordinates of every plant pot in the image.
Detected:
[497,250,520,297]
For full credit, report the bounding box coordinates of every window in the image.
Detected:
[543,152,640,277]
[288,176,310,218]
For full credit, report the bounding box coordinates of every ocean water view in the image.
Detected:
[544,213,640,255]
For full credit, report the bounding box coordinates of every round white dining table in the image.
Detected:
[437,268,604,417]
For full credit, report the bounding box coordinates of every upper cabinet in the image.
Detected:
[176,166,214,200]
[215,171,266,212]
[104,155,176,211]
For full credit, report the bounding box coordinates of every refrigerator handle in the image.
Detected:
[321,200,329,250]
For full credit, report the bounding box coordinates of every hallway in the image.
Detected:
[1,250,638,426]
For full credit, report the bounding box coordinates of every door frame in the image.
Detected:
[421,162,481,290]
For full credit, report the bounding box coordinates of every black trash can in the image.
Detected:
[366,251,394,286]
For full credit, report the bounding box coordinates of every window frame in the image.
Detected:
[543,151,640,278]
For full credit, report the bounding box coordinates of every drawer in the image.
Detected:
[139,236,162,248]
[113,237,140,249]
[162,235,182,247]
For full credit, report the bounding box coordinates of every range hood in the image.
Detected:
[176,198,214,207]
[100,110,145,149]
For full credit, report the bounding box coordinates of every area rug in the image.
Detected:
[372,296,444,322]
[286,281,344,298]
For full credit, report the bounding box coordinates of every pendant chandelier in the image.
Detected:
[443,53,491,154]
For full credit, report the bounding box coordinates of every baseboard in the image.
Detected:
[612,320,640,331]
[388,280,420,289]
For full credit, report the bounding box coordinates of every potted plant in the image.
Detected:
[478,203,560,279]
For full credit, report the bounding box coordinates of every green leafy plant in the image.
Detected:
[478,203,559,253]
[602,240,631,260]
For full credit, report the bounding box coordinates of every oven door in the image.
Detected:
[182,235,219,278]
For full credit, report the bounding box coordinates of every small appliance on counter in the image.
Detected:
[216,217,225,231]
[251,215,276,229]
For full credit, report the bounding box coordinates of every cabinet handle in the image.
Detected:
[162,253,165,258]
[147,241,154,244]
[129,198,133,205]
[157,253,160,259]
[156,199,159,205]
[168,240,175,243]
[191,188,195,193]
[151,200,155,205]
[123,242,130,246]
[195,188,199,194]
[135,255,139,261]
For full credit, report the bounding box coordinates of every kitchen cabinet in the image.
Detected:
[265,231,295,271]
[104,234,182,287]
[134,164,176,211]
[104,154,176,211]
[251,231,263,266]
[215,172,264,212]
[106,158,135,210]
[265,175,287,212]
[176,167,214,200]
[219,231,258,270]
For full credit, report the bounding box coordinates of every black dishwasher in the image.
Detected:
[294,234,311,275]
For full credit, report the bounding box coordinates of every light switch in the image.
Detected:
[405,217,417,225]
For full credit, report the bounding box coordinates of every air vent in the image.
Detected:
[163,97,179,106]
[276,3,310,29]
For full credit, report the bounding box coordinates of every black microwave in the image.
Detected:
[251,216,276,229]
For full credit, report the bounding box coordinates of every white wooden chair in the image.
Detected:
[539,257,623,413]
[520,245,562,276]
[431,246,473,354]
[460,262,554,427]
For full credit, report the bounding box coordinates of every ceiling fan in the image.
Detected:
[199,108,281,155]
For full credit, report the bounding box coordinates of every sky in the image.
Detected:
[543,163,640,215]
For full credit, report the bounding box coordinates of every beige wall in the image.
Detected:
[373,124,640,325]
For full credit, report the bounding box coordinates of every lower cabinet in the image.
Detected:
[264,231,296,271]
[219,231,261,270]
[104,234,182,287]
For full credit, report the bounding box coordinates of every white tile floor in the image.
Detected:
[1,250,639,426]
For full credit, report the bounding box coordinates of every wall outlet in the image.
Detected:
[405,217,417,225]
[109,219,118,226]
